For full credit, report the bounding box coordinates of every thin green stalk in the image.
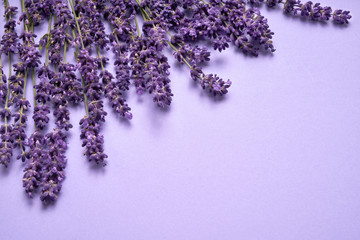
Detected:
[139,8,146,21]
[5,55,11,107]
[135,15,141,37]
[136,0,150,20]
[71,29,89,116]
[71,29,79,57]
[32,69,36,108]
[21,70,28,107]
[68,0,85,49]
[63,32,67,63]
[96,46,105,71]
[20,0,29,33]
[0,57,2,84]
[31,68,37,130]
[0,56,4,147]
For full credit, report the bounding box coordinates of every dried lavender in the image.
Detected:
[33,17,53,131]
[69,0,108,166]
[38,1,77,203]
[0,0,17,167]
[20,0,48,197]
[0,0,352,205]
[40,128,67,202]
[9,0,43,163]
[85,1,133,119]
[258,0,352,24]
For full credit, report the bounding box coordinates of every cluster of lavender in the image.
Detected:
[21,0,56,201]
[248,0,351,24]
[0,1,17,167]
[71,0,109,166]
[0,0,351,205]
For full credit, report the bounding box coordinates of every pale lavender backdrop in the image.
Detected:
[1,1,360,239]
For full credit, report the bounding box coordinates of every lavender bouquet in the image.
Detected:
[0,0,351,204]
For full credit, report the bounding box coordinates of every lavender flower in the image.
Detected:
[9,63,28,161]
[74,0,109,50]
[131,36,173,107]
[33,105,50,130]
[79,116,107,166]
[263,0,352,24]
[57,63,83,104]
[100,69,132,120]
[1,5,18,56]
[266,0,282,7]
[32,65,54,131]
[333,9,351,25]
[0,124,13,167]
[23,131,48,197]
[40,129,67,203]
[0,67,6,104]
[77,48,108,165]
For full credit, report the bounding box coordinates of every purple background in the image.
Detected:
[1,1,360,239]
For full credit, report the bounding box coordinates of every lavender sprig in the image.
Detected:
[259,0,351,24]
[20,0,46,197]
[0,0,17,167]
[86,2,133,119]
[40,129,67,202]
[38,2,76,203]
[69,0,107,166]
[22,130,48,197]
[137,2,231,97]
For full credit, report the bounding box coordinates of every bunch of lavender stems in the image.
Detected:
[0,0,352,205]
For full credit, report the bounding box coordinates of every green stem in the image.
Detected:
[20,0,29,32]
[32,68,36,108]
[135,0,149,21]
[68,0,85,49]
[134,15,141,37]
[71,29,89,116]
[22,69,28,102]
[96,46,105,71]
[0,57,2,84]
[63,32,67,63]
[71,29,79,57]
[5,54,11,108]
[138,1,151,20]
[139,8,146,20]
[45,14,52,66]
[32,68,37,130]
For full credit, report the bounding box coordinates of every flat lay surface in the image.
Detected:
[0,0,360,239]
